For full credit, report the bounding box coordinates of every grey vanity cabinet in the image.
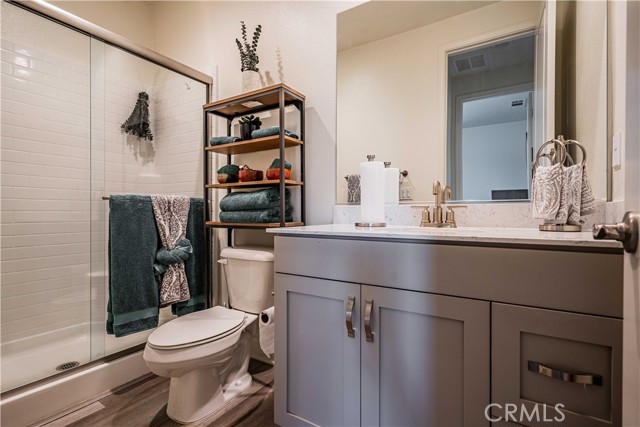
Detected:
[274,272,490,427]
[273,234,623,427]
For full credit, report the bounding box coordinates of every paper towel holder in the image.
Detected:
[356,154,387,228]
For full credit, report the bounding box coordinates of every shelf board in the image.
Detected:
[205,135,303,155]
[206,180,303,189]
[203,83,305,117]
[206,221,304,229]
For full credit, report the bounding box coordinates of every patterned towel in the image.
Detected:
[532,163,563,220]
[151,195,191,306]
[533,163,597,225]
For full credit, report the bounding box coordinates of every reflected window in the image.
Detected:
[447,33,535,201]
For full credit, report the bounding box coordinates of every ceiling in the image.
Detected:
[337,0,497,52]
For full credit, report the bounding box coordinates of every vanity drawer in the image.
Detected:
[491,303,622,427]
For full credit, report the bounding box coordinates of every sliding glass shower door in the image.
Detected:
[0,1,207,392]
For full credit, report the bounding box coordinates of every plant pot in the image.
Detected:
[240,123,259,140]
[242,70,260,93]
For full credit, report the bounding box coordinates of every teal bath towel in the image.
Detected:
[251,126,299,140]
[107,195,159,337]
[209,136,241,146]
[219,206,293,223]
[220,187,290,212]
[173,198,207,316]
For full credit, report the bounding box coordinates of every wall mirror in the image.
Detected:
[336,0,608,204]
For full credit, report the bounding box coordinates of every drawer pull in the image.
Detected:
[346,296,355,338]
[527,361,603,386]
[364,299,374,342]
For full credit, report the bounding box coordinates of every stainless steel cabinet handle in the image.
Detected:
[364,299,374,342]
[527,361,603,386]
[346,296,355,338]
[593,211,639,253]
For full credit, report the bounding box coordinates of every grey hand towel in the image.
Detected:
[220,188,290,212]
[173,198,206,317]
[251,126,299,140]
[107,195,159,337]
[151,195,191,307]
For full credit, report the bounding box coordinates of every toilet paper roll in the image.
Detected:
[259,306,275,355]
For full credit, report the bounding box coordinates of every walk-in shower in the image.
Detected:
[0,0,211,393]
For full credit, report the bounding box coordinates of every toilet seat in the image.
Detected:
[147,306,246,350]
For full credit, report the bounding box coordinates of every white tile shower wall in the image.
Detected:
[0,1,92,382]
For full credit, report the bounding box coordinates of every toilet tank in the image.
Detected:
[220,247,274,314]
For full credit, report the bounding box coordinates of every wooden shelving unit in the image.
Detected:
[203,83,306,245]
[205,180,303,189]
[205,135,303,155]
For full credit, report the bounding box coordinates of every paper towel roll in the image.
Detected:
[259,306,275,355]
[360,155,385,223]
[384,164,399,205]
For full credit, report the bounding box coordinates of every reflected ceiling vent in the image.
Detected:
[454,53,487,73]
[511,99,525,109]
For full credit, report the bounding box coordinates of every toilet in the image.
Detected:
[143,247,274,424]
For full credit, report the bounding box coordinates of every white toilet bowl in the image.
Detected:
[143,306,258,423]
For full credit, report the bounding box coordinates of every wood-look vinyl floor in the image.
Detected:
[41,360,275,427]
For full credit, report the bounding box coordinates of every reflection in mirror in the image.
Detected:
[336,0,608,204]
[447,33,535,201]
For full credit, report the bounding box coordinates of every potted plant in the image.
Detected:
[238,115,262,140]
[235,21,262,93]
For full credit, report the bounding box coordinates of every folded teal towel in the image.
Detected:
[154,238,192,276]
[173,198,206,317]
[269,158,292,170]
[219,206,293,223]
[251,126,299,140]
[220,187,290,212]
[209,136,241,146]
[107,195,159,337]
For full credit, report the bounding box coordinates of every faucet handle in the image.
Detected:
[445,205,466,228]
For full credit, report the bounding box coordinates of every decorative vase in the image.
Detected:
[240,123,259,140]
[242,70,260,93]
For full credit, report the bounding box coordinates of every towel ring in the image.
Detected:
[533,138,566,172]
[562,139,587,166]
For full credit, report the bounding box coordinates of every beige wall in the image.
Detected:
[336,1,542,203]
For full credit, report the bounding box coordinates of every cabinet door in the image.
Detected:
[274,273,360,427]
[492,303,622,427]
[361,286,490,427]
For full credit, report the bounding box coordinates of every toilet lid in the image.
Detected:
[147,306,245,348]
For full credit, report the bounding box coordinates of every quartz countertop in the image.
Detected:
[267,224,623,250]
